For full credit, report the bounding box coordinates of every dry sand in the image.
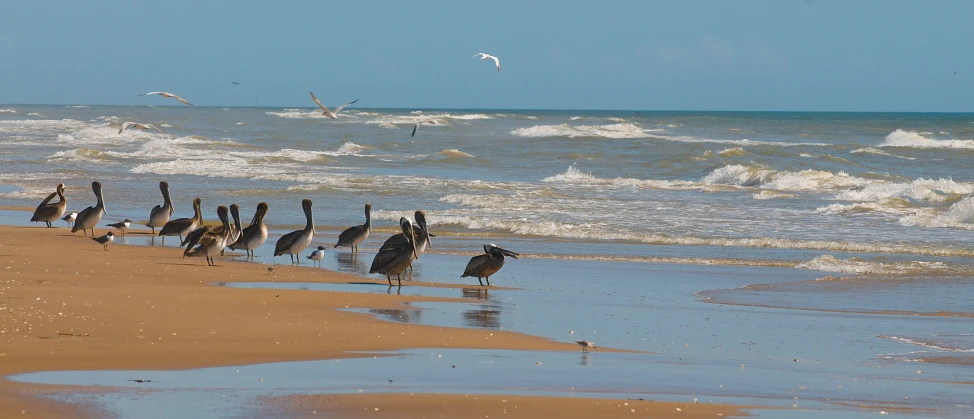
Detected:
[0,223,752,418]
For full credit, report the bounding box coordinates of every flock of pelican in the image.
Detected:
[30,181,519,287]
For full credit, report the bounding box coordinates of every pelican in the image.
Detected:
[470,53,500,71]
[307,246,326,267]
[105,219,132,237]
[183,206,231,266]
[411,119,453,138]
[369,218,419,286]
[146,181,175,234]
[30,183,66,227]
[119,122,164,135]
[228,202,269,259]
[62,212,77,225]
[92,232,115,251]
[274,199,315,263]
[461,243,520,286]
[380,210,433,272]
[212,204,243,256]
[138,91,193,106]
[335,203,371,252]
[575,340,596,353]
[309,92,358,119]
[159,197,202,241]
[71,181,107,237]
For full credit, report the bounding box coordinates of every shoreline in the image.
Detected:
[0,223,752,418]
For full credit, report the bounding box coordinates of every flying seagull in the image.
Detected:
[232,81,240,85]
[470,53,500,72]
[411,119,453,138]
[139,91,193,106]
[309,92,358,119]
[119,121,164,135]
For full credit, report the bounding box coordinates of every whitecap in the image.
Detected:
[850,147,916,160]
[797,255,946,275]
[511,123,650,139]
[880,129,974,149]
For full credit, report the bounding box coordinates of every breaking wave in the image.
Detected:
[797,255,948,275]
[880,129,974,149]
[511,123,651,139]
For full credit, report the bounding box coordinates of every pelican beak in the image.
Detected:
[402,220,418,259]
[499,247,520,259]
[422,220,432,250]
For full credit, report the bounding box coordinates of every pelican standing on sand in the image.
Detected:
[213,204,243,255]
[370,218,419,286]
[71,181,107,237]
[92,232,115,251]
[461,244,520,286]
[380,210,433,272]
[470,53,501,71]
[228,202,269,259]
[307,246,326,267]
[146,181,175,234]
[335,203,371,252]
[183,206,232,266]
[274,199,315,263]
[119,122,164,135]
[105,219,132,237]
[138,91,193,106]
[31,183,66,227]
[62,212,77,225]
[309,92,358,119]
[159,197,202,241]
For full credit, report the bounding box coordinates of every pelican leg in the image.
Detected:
[478,278,483,286]
[387,276,393,286]
[485,277,491,287]
[396,274,402,287]
[151,227,155,234]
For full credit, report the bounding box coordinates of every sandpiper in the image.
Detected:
[575,340,596,353]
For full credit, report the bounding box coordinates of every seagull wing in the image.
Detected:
[332,99,359,115]
[119,121,133,134]
[149,124,165,134]
[309,92,333,116]
[491,56,500,71]
[411,124,419,138]
[171,94,193,106]
[139,92,163,97]
[470,53,486,60]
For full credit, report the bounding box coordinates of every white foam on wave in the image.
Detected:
[702,164,871,192]
[266,108,356,119]
[850,147,915,160]
[880,129,974,149]
[649,134,828,147]
[0,109,16,113]
[511,123,650,139]
[335,142,364,155]
[541,165,698,190]
[718,147,747,156]
[752,190,796,200]
[0,119,88,134]
[66,105,89,108]
[879,335,974,353]
[900,196,974,229]
[834,178,974,203]
[816,200,917,217]
[797,255,947,275]
[435,149,474,158]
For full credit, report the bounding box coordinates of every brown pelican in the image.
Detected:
[461,243,520,286]
[138,91,193,106]
[380,210,433,272]
[306,246,326,267]
[146,181,175,234]
[92,232,115,251]
[309,92,358,119]
[71,181,107,237]
[228,202,269,259]
[62,212,77,225]
[212,204,242,256]
[370,218,419,286]
[575,340,596,353]
[105,219,132,237]
[335,203,371,252]
[274,199,314,263]
[183,206,231,266]
[159,197,202,241]
[119,122,165,135]
[30,183,66,227]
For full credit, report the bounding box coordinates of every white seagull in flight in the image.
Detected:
[470,53,500,72]
[411,119,453,138]
[139,91,193,106]
[309,92,358,119]
[119,121,165,135]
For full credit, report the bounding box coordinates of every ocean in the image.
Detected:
[3,105,974,416]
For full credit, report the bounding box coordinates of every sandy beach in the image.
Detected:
[0,222,750,418]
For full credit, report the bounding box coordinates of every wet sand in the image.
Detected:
[0,224,748,418]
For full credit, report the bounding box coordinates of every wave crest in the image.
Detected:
[880,129,974,149]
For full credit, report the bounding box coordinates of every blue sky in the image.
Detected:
[1,0,972,111]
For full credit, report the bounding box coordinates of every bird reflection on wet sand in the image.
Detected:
[335,252,367,274]
[369,307,422,323]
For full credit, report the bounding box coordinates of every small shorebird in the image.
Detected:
[575,340,596,353]
[307,246,326,267]
[146,181,175,235]
[267,266,275,276]
[71,181,107,237]
[31,183,67,227]
[380,210,433,273]
[370,218,419,286]
[309,92,358,119]
[274,199,315,263]
[139,91,193,106]
[62,212,77,225]
[228,202,269,259]
[461,243,519,286]
[470,53,500,71]
[159,197,202,241]
[411,119,452,138]
[335,203,371,252]
[184,206,232,266]
[119,122,164,135]
[105,219,132,237]
[92,232,115,251]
